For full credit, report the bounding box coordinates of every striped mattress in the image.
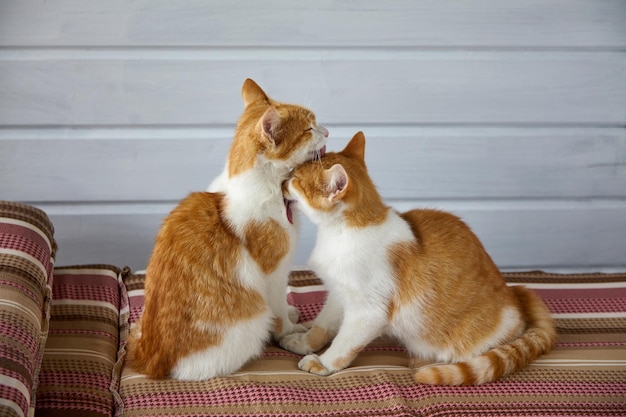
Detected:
[119,269,626,416]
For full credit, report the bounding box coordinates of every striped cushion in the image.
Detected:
[35,265,127,417]
[0,201,56,417]
[120,270,626,417]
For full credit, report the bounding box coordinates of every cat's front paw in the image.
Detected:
[279,331,314,355]
[299,354,333,376]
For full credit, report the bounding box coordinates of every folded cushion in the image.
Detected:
[120,269,626,417]
[0,201,56,417]
[35,265,126,417]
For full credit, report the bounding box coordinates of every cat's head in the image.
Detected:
[283,131,386,226]
[229,79,328,178]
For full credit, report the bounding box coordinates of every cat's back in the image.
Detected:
[150,191,240,280]
[400,209,470,240]
[161,191,227,236]
[396,208,503,286]
[399,209,489,256]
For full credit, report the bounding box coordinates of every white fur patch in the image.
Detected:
[308,211,414,299]
[207,165,228,193]
[234,247,267,291]
[171,310,273,381]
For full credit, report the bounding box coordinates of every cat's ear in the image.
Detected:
[261,107,282,146]
[340,131,366,163]
[242,78,270,107]
[325,164,349,201]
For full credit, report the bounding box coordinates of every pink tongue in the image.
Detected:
[284,199,293,224]
[319,145,326,157]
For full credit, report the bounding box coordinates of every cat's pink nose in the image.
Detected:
[319,126,329,137]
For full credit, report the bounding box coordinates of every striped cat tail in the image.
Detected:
[414,286,556,385]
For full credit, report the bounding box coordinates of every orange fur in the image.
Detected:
[283,132,556,385]
[128,192,266,378]
[128,79,326,380]
[244,219,289,274]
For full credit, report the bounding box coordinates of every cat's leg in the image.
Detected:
[298,306,387,376]
[279,292,342,355]
[266,262,307,340]
[287,303,300,324]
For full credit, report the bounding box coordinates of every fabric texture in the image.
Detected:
[120,269,626,417]
[0,201,56,417]
[35,265,123,417]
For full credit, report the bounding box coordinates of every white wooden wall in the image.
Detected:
[1,1,625,272]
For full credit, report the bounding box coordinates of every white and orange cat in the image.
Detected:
[128,79,328,380]
[280,131,556,385]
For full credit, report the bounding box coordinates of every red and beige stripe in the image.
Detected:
[0,202,56,417]
[118,270,626,417]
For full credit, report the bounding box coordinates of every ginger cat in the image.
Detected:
[128,79,328,380]
[280,132,556,385]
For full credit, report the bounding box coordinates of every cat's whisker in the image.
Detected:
[303,92,315,108]
[316,151,324,166]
